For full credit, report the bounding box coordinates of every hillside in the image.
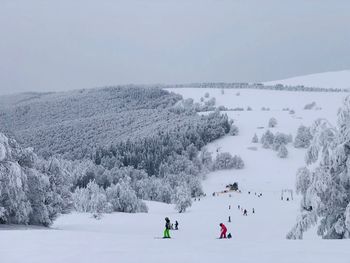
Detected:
[264,70,350,90]
[2,84,350,262]
[0,87,201,159]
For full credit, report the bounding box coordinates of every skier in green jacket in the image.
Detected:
[163,217,171,238]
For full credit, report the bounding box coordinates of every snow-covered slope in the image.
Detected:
[1,87,350,263]
[264,70,350,90]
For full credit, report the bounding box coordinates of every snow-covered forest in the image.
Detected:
[0,133,71,226]
[1,87,240,221]
[0,87,188,159]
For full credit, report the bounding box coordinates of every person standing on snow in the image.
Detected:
[219,223,227,239]
[163,217,171,238]
[175,220,179,230]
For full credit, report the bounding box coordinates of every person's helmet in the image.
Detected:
[165,217,169,221]
[219,223,223,226]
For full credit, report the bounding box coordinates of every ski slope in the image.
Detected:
[264,70,350,90]
[1,81,350,262]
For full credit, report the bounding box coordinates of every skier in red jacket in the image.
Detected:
[219,223,227,239]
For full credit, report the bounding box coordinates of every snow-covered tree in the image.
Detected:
[229,124,239,136]
[199,148,213,170]
[73,181,108,215]
[213,152,231,169]
[268,117,277,128]
[0,133,71,226]
[346,204,350,234]
[213,152,244,170]
[272,132,290,151]
[277,144,288,158]
[73,179,148,216]
[294,125,312,148]
[173,184,192,213]
[0,161,31,224]
[261,130,274,148]
[106,182,147,213]
[40,157,73,215]
[288,96,350,239]
[252,133,259,143]
[295,167,311,196]
[304,119,336,165]
[233,155,244,169]
[188,177,204,197]
[156,182,173,204]
[204,92,210,98]
[205,97,216,107]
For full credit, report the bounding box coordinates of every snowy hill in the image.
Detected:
[264,70,350,90]
[1,85,350,263]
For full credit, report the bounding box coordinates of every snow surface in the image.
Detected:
[1,84,350,263]
[264,70,350,90]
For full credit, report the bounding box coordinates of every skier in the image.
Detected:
[252,208,255,214]
[243,209,248,216]
[219,223,227,239]
[175,220,179,230]
[163,217,171,238]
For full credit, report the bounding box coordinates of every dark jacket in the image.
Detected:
[165,219,171,229]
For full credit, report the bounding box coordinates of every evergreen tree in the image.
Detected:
[252,134,259,143]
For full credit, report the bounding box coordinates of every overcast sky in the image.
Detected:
[1,0,350,95]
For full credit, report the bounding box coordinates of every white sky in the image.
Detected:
[1,0,350,94]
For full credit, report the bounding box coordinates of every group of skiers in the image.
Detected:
[237,205,255,216]
[163,217,231,239]
[163,218,232,239]
[163,189,262,239]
